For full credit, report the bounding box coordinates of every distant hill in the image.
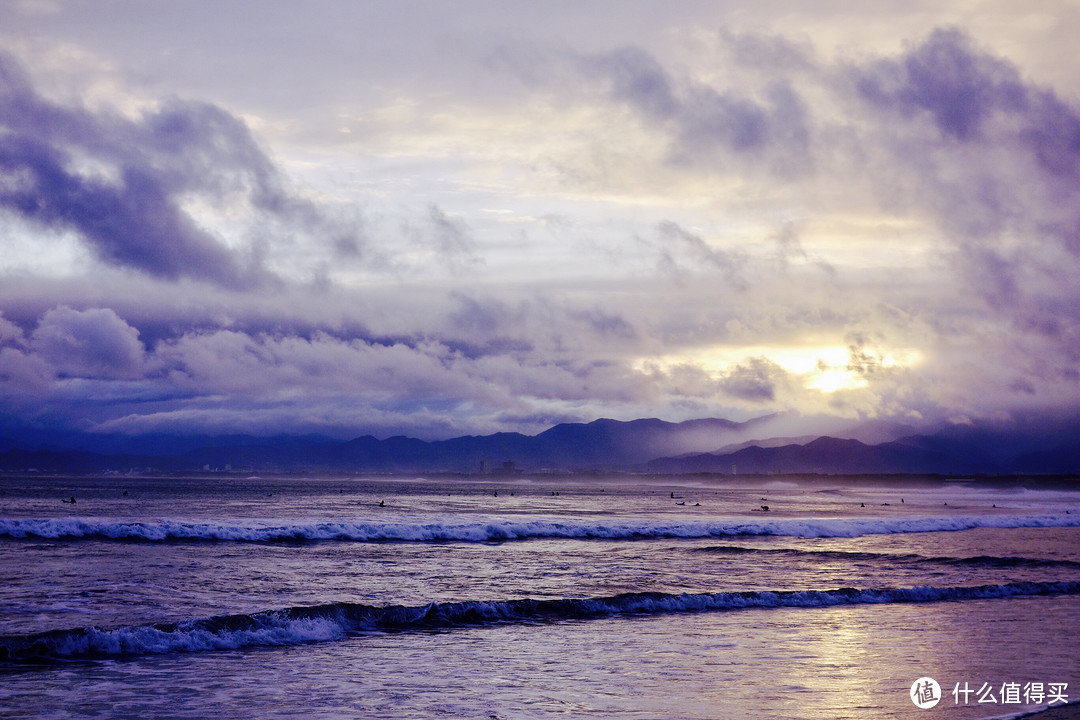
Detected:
[187,416,764,473]
[645,425,1080,475]
[1,415,1078,475]
[0,416,763,474]
[644,436,960,474]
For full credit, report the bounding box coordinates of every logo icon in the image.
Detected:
[911,677,942,709]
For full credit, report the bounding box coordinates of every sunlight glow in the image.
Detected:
[807,367,868,393]
[636,344,920,395]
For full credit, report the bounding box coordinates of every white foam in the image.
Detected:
[2,513,1079,543]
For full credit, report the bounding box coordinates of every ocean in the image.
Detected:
[1,473,1078,719]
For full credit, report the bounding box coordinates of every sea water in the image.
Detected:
[1,473,1078,718]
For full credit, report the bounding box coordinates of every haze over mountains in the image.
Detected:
[2,413,1078,476]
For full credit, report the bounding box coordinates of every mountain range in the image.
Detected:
[1,414,1078,476]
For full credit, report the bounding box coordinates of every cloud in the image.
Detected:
[838,30,1080,376]
[3,19,1080,441]
[567,27,1080,281]
[584,46,678,121]
[0,296,679,437]
[0,310,50,393]
[423,204,480,265]
[579,42,814,177]
[0,312,24,344]
[844,30,1080,244]
[30,306,145,379]
[0,138,251,285]
[566,30,1080,366]
[719,357,782,403]
[0,346,52,394]
[676,79,811,162]
[0,51,344,288]
[569,306,636,340]
[851,28,1027,142]
[654,221,747,286]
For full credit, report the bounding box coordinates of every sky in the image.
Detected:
[1,0,1079,443]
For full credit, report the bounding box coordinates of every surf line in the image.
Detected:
[3,580,1079,663]
[3,513,1080,544]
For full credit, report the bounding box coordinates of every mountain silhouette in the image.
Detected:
[1,415,1077,475]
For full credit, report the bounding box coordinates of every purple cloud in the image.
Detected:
[585,46,678,121]
[719,358,783,403]
[852,28,1027,142]
[655,221,746,286]
[3,20,1080,443]
[30,306,145,380]
[0,52,301,287]
[580,44,812,174]
[843,30,1080,350]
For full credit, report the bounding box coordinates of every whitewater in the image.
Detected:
[1,473,1078,718]
[4,511,1080,543]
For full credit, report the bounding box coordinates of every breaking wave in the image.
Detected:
[2,513,1079,544]
[3,581,1078,662]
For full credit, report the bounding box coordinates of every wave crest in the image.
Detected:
[2,513,1079,544]
[3,580,1078,662]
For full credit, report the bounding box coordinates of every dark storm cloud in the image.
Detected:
[137,99,284,205]
[0,52,311,287]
